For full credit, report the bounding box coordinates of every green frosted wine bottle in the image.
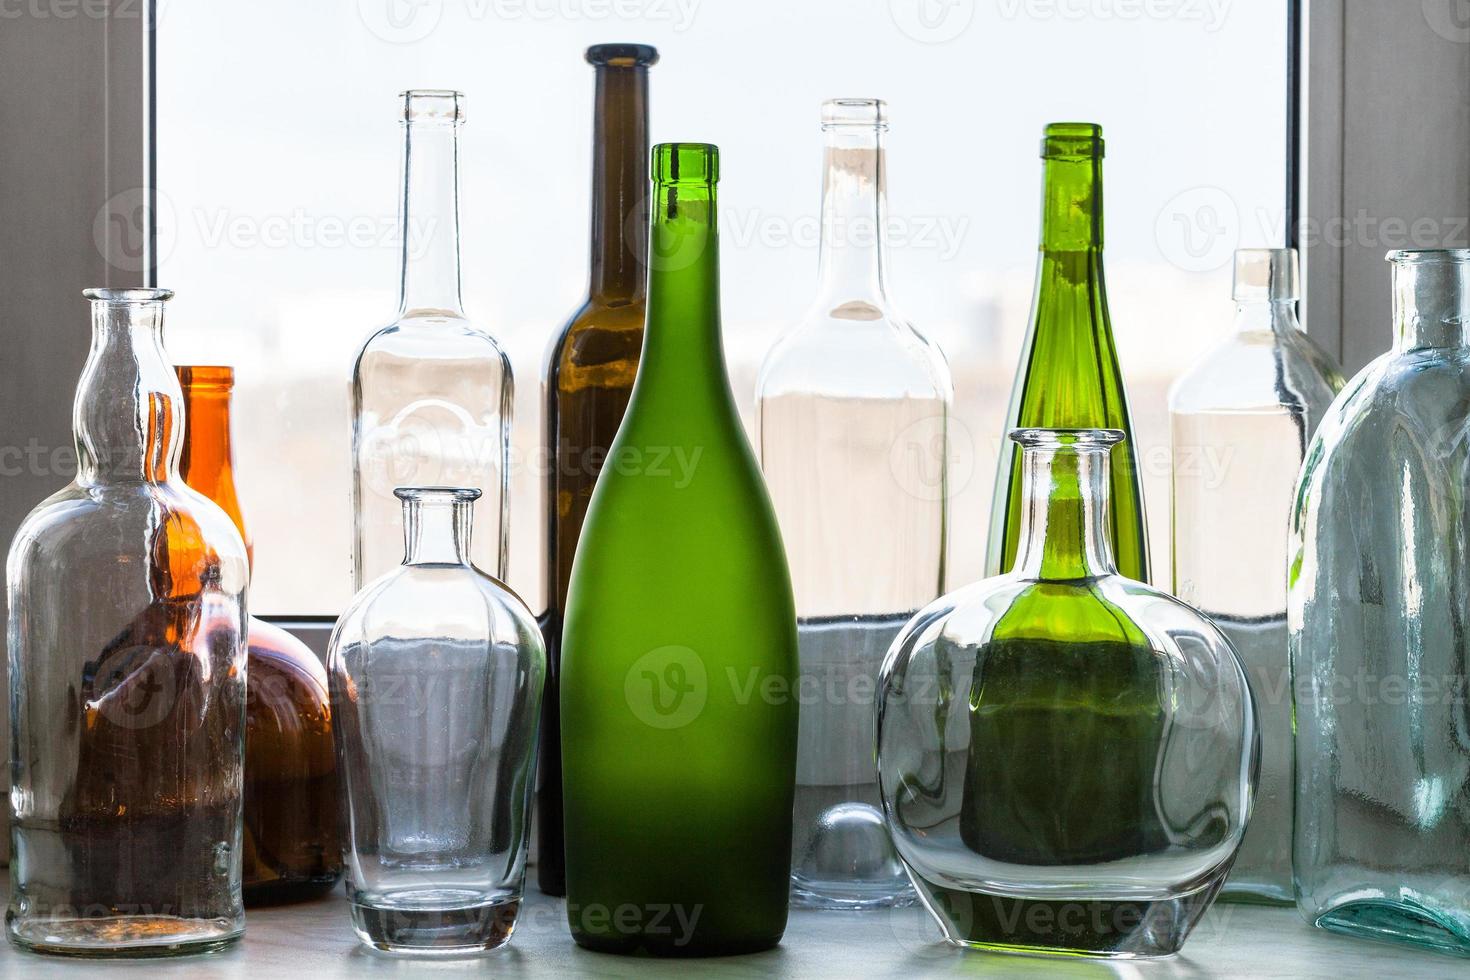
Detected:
[560,143,798,956]
[986,123,1149,581]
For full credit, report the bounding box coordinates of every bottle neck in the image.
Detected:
[589,64,651,303]
[1392,256,1470,352]
[402,493,475,566]
[1011,444,1116,581]
[815,124,888,309]
[75,297,183,485]
[642,180,725,383]
[1039,155,1103,253]
[398,118,465,318]
[177,369,252,565]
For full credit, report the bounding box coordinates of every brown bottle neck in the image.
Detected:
[176,366,253,568]
[589,64,651,304]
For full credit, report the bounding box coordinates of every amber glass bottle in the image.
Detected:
[538,42,657,897]
[177,365,343,905]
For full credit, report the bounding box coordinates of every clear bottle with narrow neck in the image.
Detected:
[352,90,512,590]
[6,289,250,956]
[561,143,799,956]
[1168,249,1342,905]
[539,42,657,898]
[879,428,1255,957]
[329,487,544,955]
[1291,249,1470,955]
[754,98,949,910]
[988,122,1148,582]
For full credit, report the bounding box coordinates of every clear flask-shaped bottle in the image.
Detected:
[879,429,1256,958]
[1168,249,1342,905]
[329,487,544,956]
[755,98,950,910]
[6,289,250,956]
[352,90,512,589]
[1291,249,1470,956]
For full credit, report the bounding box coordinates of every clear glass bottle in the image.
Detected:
[329,487,544,955]
[755,98,949,910]
[176,365,343,905]
[878,428,1256,958]
[1168,249,1342,906]
[1290,249,1470,956]
[352,90,512,589]
[6,289,251,957]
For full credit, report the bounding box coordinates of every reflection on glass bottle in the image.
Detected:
[879,429,1255,958]
[539,43,657,898]
[988,123,1148,582]
[755,98,949,910]
[1168,249,1342,906]
[329,488,544,955]
[177,365,343,905]
[561,144,799,956]
[352,90,512,589]
[1290,249,1470,956]
[6,289,250,957]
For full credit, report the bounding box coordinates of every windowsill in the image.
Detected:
[0,871,1452,976]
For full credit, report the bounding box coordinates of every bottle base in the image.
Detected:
[6,913,243,959]
[1313,899,1470,958]
[1217,881,1293,907]
[244,872,343,908]
[349,893,520,956]
[791,876,916,911]
[570,931,783,958]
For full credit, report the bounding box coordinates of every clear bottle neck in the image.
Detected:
[1390,250,1470,352]
[397,90,466,319]
[399,487,478,566]
[75,288,182,486]
[1010,429,1119,582]
[1231,247,1301,337]
[587,48,654,303]
[814,99,890,313]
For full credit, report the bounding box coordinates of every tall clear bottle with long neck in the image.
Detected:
[988,122,1148,581]
[539,43,657,897]
[754,98,949,910]
[1168,249,1342,905]
[352,90,512,589]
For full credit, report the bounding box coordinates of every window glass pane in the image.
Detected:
[158,3,1285,614]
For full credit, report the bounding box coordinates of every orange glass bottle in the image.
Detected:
[177,365,343,905]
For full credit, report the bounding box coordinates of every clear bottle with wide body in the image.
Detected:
[755,98,949,910]
[6,289,250,957]
[329,487,544,956]
[1290,249,1470,956]
[352,90,512,589]
[1168,249,1342,905]
[879,428,1256,958]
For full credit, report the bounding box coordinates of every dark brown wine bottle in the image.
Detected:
[537,42,657,897]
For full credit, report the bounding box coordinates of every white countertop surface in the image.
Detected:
[0,873,1460,978]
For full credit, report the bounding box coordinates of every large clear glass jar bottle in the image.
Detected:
[6,289,250,957]
[352,90,512,589]
[329,487,544,955]
[878,429,1256,958]
[176,365,343,905]
[1290,249,1470,956]
[755,98,950,910]
[1168,249,1342,905]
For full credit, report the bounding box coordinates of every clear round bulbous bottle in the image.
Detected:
[329,487,544,956]
[878,429,1257,958]
[755,98,950,910]
[352,90,512,589]
[6,289,251,957]
[1290,249,1470,956]
[1168,248,1343,905]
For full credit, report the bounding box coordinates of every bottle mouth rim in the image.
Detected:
[83,287,174,304]
[1387,248,1470,265]
[652,142,719,185]
[822,98,888,131]
[1041,121,1104,160]
[400,90,465,125]
[586,42,659,67]
[1010,427,1126,450]
[175,364,235,390]
[394,486,482,503]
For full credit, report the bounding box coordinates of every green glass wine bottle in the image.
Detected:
[986,122,1149,581]
[539,41,658,899]
[560,143,799,957]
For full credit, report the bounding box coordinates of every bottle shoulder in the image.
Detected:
[756,306,952,403]
[355,314,512,371]
[332,562,544,654]
[1169,331,1343,415]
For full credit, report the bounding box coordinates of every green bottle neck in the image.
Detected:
[1039,155,1103,254]
[641,180,726,385]
[1012,443,1116,582]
